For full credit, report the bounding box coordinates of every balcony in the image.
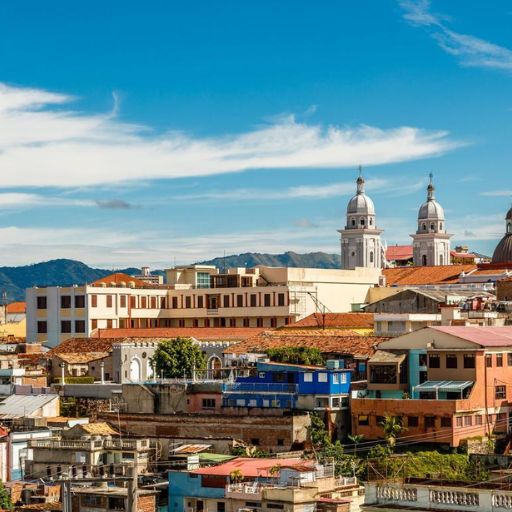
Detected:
[366,481,512,511]
[225,483,263,500]
[223,382,298,394]
[29,438,152,451]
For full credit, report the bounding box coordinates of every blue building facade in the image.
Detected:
[168,471,225,512]
[222,361,351,410]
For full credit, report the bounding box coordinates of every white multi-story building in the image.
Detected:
[26,264,381,347]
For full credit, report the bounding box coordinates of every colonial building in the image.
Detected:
[26,265,380,347]
[339,170,384,270]
[411,175,452,267]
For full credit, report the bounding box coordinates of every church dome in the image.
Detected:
[492,234,512,264]
[492,205,512,263]
[418,198,445,220]
[347,176,375,215]
[418,179,445,220]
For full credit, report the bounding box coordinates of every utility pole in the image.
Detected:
[126,461,138,512]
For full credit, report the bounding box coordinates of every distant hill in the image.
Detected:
[0,259,143,302]
[197,251,341,270]
[0,252,341,301]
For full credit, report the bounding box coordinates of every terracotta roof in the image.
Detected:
[56,352,109,364]
[90,272,147,287]
[471,268,512,276]
[79,422,119,436]
[386,245,413,261]
[49,337,115,355]
[225,330,385,358]
[192,457,308,477]
[5,301,26,314]
[285,312,374,329]
[451,250,476,259]
[383,264,477,286]
[430,326,512,347]
[92,327,265,341]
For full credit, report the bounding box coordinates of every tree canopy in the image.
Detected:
[150,337,206,379]
[266,346,324,366]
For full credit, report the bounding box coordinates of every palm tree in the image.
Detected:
[380,415,405,451]
[347,434,365,456]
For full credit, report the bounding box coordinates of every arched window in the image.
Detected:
[369,218,373,226]
[508,222,511,234]
[360,218,365,226]
[351,218,356,226]
[370,251,374,263]
[422,223,427,231]
[430,223,435,231]
[440,222,443,230]
[439,254,444,265]
[422,255,427,266]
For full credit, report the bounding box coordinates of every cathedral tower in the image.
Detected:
[338,168,383,269]
[411,174,452,266]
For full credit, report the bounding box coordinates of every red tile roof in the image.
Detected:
[93,327,265,341]
[6,301,26,314]
[192,457,308,477]
[225,330,385,358]
[383,264,477,286]
[48,337,115,356]
[451,250,476,259]
[286,312,374,329]
[431,326,512,347]
[386,245,413,261]
[90,273,147,287]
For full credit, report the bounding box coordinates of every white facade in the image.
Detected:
[26,265,381,347]
[339,173,383,269]
[411,175,452,266]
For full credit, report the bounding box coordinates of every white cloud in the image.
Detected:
[399,1,512,70]
[481,190,512,197]
[0,83,459,188]
[175,179,388,201]
[0,193,93,209]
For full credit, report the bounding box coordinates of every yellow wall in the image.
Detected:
[0,318,26,338]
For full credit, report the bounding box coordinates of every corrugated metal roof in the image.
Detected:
[0,394,58,418]
[414,380,473,392]
[431,326,512,347]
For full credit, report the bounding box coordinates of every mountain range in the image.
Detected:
[0,252,341,301]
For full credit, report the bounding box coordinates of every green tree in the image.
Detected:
[0,481,12,510]
[380,415,406,452]
[266,347,324,366]
[308,412,331,447]
[150,337,206,379]
[347,434,365,456]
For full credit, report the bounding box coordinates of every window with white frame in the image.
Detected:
[304,372,313,382]
[318,373,328,382]
[341,373,347,383]
[333,374,339,384]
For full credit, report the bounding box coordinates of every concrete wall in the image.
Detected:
[101,412,310,453]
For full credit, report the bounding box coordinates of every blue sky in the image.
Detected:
[0,0,511,267]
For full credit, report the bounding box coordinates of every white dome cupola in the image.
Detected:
[411,173,452,267]
[416,174,446,234]
[338,167,383,269]
[346,170,376,230]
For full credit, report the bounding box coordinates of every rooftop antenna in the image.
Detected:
[358,164,363,177]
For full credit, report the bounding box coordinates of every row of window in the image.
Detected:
[37,295,86,309]
[37,320,85,334]
[428,353,512,369]
[357,412,508,428]
[38,292,288,311]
